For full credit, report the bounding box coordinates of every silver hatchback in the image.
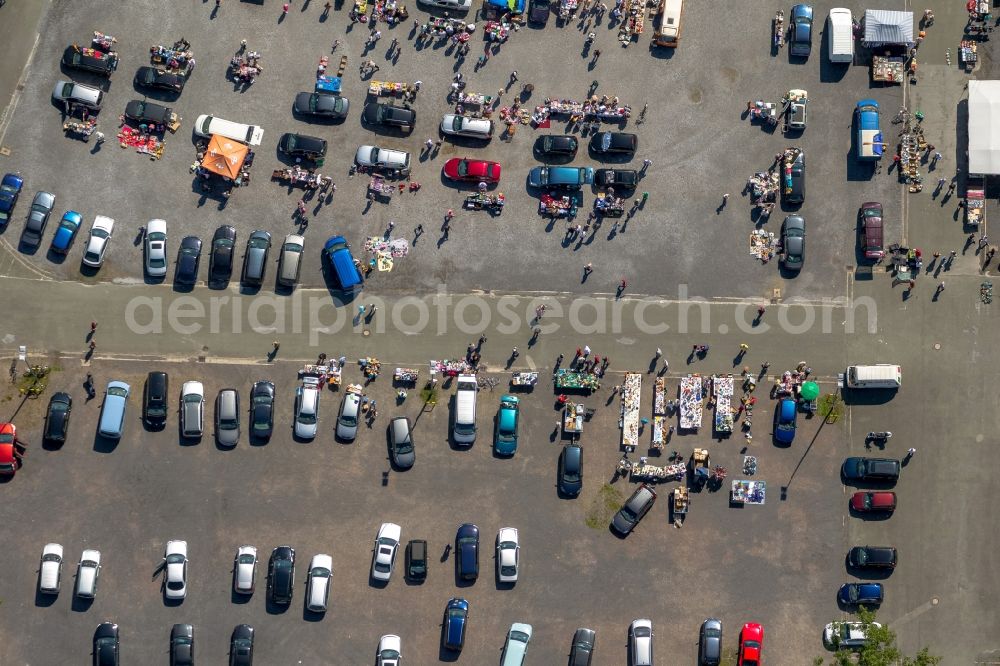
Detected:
[215,388,240,447]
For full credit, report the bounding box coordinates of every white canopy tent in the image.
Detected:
[968,80,1000,176]
[863,9,914,46]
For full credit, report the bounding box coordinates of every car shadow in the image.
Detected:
[71,594,95,613]
[92,434,118,454]
[265,597,291,615]
[847,506,894,521]
[302,603,325,622]
[845,562,894,580]
[231,586,252,605]
[34,580,58,608]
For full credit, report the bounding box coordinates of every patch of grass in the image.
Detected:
[719,646,739,666]
[819,393,843,424]
[585,483,624,529]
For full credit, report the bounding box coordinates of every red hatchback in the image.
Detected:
[0,422,18,476]
[850,491,897,513]
[443,158,502,183]
[738,623,763,666]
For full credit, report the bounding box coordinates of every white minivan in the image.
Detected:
[453,374,478,444]
[846,364,901,389]
[194,114,264,146]
[827,8,854,63]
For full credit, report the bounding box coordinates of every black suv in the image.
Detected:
[62,45,118,77]
[363,102,416,132]
[44,392,73,443]
[134,67,186,92]
[842,457,900,482]
[268,546,296,604]
[589,131,638,156]
[124,100,173,125]
[143,371,169,427]
[611,483,656,535]
[848,545,897,570]
[209,225,237,284]
[278,133,327,161]
[406,539,428,581]
[595,168,638,190]
[250,380,275,441]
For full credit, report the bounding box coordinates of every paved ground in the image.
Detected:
[1,0,999,664]
[0,0,899,300]
[0,357,845,665]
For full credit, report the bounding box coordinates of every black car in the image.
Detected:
[63,45,118,77]
[44,392,73,443]
[780,215,805,272]
[455,523,479,581]
[569,627,596,665]
[785,150,805,204]
[362,102,416,131]
[250,380,275,441]
[175,236,202,285]
[528,0,552,23]
[124,100,173,125]
[170,623,194,666]
[209,225,237,284]
[595,168,638,190]
[847,545,897,570]
[590,131,638,155]
[93,621,120,666]
[293,92,350,119]
[134,66,186,92]
[268,546,295,605]
[842,457,900,482]
[538,134,578,158]
[143,371,169,427]
[230,624,254,666]
[611,483,656,535]
[558,444,583,496]
[406,539,427,581]
[278,133,328,161]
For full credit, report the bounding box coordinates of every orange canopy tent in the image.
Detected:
[201,134,248,180]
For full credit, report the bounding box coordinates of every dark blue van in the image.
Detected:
[774,398,797,443]
[322,235,363,292]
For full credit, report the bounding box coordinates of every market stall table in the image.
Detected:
[628,461,685,482]
[539,194,577,218]
[393,368,419,384]
[359,357,381,379]
[872,55,906,83]
[430,359,472,377]
[713,375,735,434]
[63,119,98,141]
[559,0,578,18]
[966,183,985,227]
[368,80,416,97]
[464,192,505,212]
[563,403,585,438]
[653,377,667,415]
[510,371,537,388]
[150,39,194,75]
[731,480,766,505]
[679,374,702,430]
[594,192,625,217]
[554,369,599,393]
[620,372,642,452]
[673,486,689,518]
[272,165,328,189]
[617,0,644,44]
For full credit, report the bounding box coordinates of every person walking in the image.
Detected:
[90,321,98,333]
[655,347,662,358]
[94,131,106,144]
[936,281,945,295]
[445,209,454,222]
[906,447,916,459]
[739,343,750,352]
[272,340,280,352]
[282,2,290,14]
[509,70,518,84]
[583,345,591,357]
[511,346,519,359]
[722,193,730,205]
[583,262,593,276]
[296,200,307,217]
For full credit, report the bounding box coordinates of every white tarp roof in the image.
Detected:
[864,10,913,45]
[969,80,1000,175]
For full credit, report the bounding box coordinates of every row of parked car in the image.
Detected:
[91,621,256,666]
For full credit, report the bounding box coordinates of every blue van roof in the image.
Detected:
[323,235,363,291]
[488,0,526,12]
[779,398,796,420]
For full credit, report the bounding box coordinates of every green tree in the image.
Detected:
[820,607,941,666]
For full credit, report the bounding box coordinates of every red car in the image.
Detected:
[738,623,763,666]
[850,491,897,513]
[0,422,18,476]
[443,158,501,183]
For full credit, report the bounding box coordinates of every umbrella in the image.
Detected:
[799,381,819,401]
[201,134,248,180]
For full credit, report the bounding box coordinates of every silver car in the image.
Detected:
[233,545,257,594]
[81,215,115,268]
[215,388,240,447]
[180,381,205,438]
[51,79,104,110]
[418,0,472,9]
[336,391,361,441]
[144,219,168,277]
[294,377,321,439]
[629,619,654,666]
[699,618,722,665]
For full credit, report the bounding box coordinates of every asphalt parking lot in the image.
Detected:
[0,357,846,664]
[0,0,899,301]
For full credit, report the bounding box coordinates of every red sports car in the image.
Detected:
[738,623,763,666]
[443,158,501,183]
[850,491,897,513]
[0,422,18,476]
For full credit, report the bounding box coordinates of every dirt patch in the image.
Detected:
[584,483,624,529]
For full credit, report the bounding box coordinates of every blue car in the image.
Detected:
[50,211,82,254]
[773,398,797,443]
[789,4,814,57]
[0,172,24,225]
[443,598,470,652]
[838,582,884,606]
[855,99,883,161]
[528,166,594,189]
[494,395,520,456]
[322,235,363,292]
[455,523,479,581]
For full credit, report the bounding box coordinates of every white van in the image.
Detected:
[846,364,901,389]
[194,114,264,146]
[453,374,478,444]
[653,0,684,47]
[827,8,854,63]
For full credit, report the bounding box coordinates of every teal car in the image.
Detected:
[494,395,520,456]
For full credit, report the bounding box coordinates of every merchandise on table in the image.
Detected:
[430,359,473,377]
[92,31,118,52]
[359,357,381,378]
[749,229,777,263]
[629,462,685,482]
[510,371,537,386]
[617,0,644,43]
[464,192,505,211]
[393,368,419,384]
[563,403,585,434]
[368,80,416,97]
[620,372,642,450]
[363,236,410,272]
[712,375,735,433]
[63,118,98,140]
[871,55,906,83]
[554,369,600,392]
[673,486,689,516]
[559,0,578,18]
[272,165,329,189]
[483,21,512,42]
[532,96,632,124]
[117,126,164,159]
[691,448,711,481]
[653,377,667,415]
[539,194,577,218]
[370,0,409,24]
[679,374,702,430]
[150,39,195,75]
[594,192,625,217]
[743,455,758,476]
[749,100,778,125]
[959,40,978,70]
[730,480,766,505]
[966,184,985,227]
[651,415,666,448]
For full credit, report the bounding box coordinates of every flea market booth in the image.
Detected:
[966,80,1000,228]
[863,10,913,84]
[199,134,250,193]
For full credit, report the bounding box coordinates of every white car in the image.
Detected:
[355,145,411,172]
[371,522,402,582]
[418,0,472,10]
[440,114,494,139]
[306,553,333,612]
[164,540,188,600]
[376,634,402,666]
[294,377,321,439]
[233,545,257,595]
[145,219,168,277]
[75,548,102,598]
[824,621,882,649]
[39,543,64,595]
[630,619,654,666]
[82,215,115,268]
[496,527,520,583]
